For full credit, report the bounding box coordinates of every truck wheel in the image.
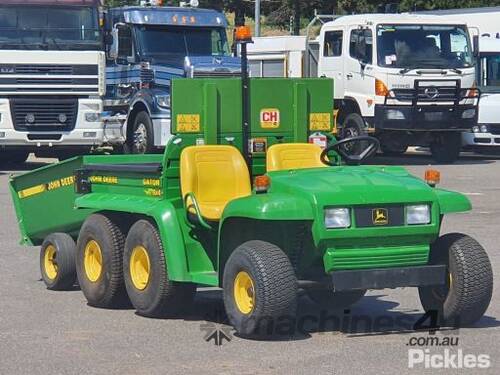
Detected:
[340,113,367,155]
[430,133,461,163]
[128,111,155,154]
[123,219,196,317]
[418,233,493,326]
[76,213,129,308]
[40,233,77,290]
[307,289,366,309]
[223,240,297,337]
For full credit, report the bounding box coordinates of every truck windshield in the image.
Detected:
[480,54,500,91]
[0,6,101,51]
[377,24,473,69]
[136,25,230,64]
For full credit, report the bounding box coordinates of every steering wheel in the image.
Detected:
[320,136,380,166]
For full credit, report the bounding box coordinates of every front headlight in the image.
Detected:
[85,112,100,123]
[406,205,430,225]
[157,95,171,108]
[325,208,351,229]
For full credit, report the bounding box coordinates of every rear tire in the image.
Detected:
[223,240,298,337]
[307,289,366,309]
[123,220,196,317]
[430,133,461,163]
[76,213,129,308]
[40,233,77,290]
[418,233,493,326]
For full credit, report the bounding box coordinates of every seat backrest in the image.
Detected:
[266,143,327,172]
[180,145,251,221]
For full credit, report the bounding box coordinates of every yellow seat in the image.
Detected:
[266,143,327,172]
[180,145,251,221]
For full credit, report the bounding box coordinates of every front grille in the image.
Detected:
[0,64,98,75]
[10,97,78,132]
[354,205,405,228]
[193,71,241,78]
[392,86,459,102]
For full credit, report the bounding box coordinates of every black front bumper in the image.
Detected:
[375,104,477,131]
[331,265,446,291]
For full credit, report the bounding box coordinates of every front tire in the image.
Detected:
[223,240,297,337]
[340,113,367,155]
[76,213,129,308]
[418,233,493,326]
[127,111,155,154]
[40,233,77,290]
[123,220,196,317]
[430,133,461,163]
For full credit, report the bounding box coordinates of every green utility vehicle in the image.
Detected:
[10,77,492,336]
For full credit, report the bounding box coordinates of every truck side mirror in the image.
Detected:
[109,24,134,64]
[473,35,479,58]
[108,28,119,60]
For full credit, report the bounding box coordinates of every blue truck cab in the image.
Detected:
[104,5,241,153]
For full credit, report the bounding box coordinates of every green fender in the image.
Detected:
[221,193,315,223]
[434,188,472,214]
[75,193,191,282]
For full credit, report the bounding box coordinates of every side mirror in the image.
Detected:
[473,35,479,58]
[108,28,119,60]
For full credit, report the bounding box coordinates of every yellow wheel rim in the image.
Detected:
[44,245,58,280]
[130,246,151,291]
[84,240,103,283]
[233,271,255,315]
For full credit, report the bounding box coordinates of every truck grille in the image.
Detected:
[10,97,78,132]
[0,64,100,94]
[0,64,98,75]
[193,71,241,78]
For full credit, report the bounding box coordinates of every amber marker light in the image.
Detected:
[235,26,253,42]
[254,175,270,193]
[425,169,441,187]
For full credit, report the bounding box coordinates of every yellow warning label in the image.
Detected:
[177,114,201,133]
[260,108,280,129]
[18,184,47,199]
[309,113,331,131]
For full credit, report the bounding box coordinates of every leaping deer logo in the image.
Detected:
[373,208,388,225]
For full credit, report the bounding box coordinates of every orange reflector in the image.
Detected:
[254,175,270,193]
[425,169,441,186]
[375,79,390,97]
[235,26,252,42]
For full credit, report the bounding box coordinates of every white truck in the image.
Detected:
[413,8,500,153]
[0,0,108,163]
[462,36,500,153]
[247,13,480,163]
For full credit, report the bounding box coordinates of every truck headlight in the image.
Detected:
[480,125,489,133]
[85,112,101,122]
[406,205,430,225]
[157,95,171,108]
[462,109,476,119]
[325,208,351,229]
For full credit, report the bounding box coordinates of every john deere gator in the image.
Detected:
[10,76,493,337]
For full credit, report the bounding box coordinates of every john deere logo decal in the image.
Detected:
[372,208,388,225]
